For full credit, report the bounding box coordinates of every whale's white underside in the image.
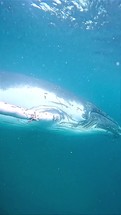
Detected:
[0,86,95,133]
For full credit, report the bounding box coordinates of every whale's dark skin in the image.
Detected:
[0,71,121,137]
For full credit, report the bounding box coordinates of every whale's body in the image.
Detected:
[0,71,121,136]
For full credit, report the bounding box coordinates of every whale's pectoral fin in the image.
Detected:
[83,102,121,137]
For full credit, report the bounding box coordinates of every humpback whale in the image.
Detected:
[0,71,121,136]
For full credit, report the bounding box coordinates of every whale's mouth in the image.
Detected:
[81,102,121,137]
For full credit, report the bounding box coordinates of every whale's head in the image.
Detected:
[80,102,121,137]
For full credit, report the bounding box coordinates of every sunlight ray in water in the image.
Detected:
[31,0,121,30]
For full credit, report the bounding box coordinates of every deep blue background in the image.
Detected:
[0,0,121,214]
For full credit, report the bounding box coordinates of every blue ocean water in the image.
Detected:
[0,0,121,214]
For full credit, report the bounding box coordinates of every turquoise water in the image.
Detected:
[0,0,121,214]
